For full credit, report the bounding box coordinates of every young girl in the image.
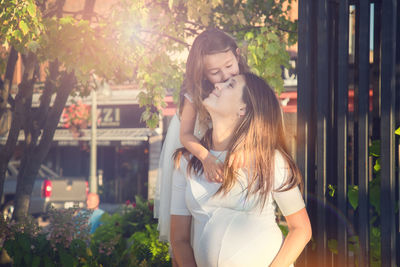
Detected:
[154,28,249,242]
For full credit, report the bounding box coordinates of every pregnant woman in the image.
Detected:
[170,73,312,267]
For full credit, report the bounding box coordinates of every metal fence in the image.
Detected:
[296,0,399,266]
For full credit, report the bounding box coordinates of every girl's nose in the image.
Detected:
[214,83,223,91]
[221,70,230,81]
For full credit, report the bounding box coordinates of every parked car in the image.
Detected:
[1,161,88,219]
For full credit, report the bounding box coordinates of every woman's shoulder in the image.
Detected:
[273,150,291,187]
[274,149,288,169]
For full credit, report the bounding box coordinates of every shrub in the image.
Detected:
[1,209,98,267]
[0,197,171,267]
[90,196,171,267]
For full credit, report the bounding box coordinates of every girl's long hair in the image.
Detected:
[175,73,302,208]
[179,28,249,124]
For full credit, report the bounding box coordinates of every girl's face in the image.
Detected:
[203,75,246,117]
[203,49,240,85]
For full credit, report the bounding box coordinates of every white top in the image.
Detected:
[171,150,305,267]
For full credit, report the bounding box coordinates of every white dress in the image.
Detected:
[153,114,182,242]
[154,93,207,242]
[170,150,305,267]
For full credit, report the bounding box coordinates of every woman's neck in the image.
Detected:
[210,115,238,151]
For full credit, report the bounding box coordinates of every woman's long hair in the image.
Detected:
[179,28,249,124]
[175,73,302,207]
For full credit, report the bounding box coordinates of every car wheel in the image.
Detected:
[1,201,14,220]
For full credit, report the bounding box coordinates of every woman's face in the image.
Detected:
[203,49,240,85]
[203,74,246,117]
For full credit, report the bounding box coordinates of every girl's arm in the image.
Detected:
[180,98,222,182]
[170,215,197,267]
[269,208,312,267]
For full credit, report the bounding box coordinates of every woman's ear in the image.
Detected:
[238,104,246,117]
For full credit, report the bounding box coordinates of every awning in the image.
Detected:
[0,128,160,145]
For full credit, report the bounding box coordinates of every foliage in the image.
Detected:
[1,209,97,267]
[327,126,400,266]
[125,224,171,267]
[0,197,171,266]
[61,100,91,138]
[278,223,289,237]
[0,0,43,54]
[90,196,171,267]
[244,27,290,93]
[89,211,126,266]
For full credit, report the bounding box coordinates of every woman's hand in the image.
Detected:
[202,153,224,183]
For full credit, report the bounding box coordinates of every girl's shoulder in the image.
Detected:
[179,84,194,103]
[183,92,193,103]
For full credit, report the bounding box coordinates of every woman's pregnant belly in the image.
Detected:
[193,208,284,267]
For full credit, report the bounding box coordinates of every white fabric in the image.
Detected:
[154,93,210,242]
[171,150,305,267]
[184,92,193,103]
[154,111,206,242]
[154,114,182,242]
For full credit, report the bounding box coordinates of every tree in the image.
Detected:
[0,0,296,220]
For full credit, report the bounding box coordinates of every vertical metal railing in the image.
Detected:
[316,0,329,265]
[297,0,399,266]
[297,0,317,266]
[380,1,397,266]
[337,0,349,266]
[356,2,370,266]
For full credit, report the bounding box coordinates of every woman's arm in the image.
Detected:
[180,99,222,182]
[269,208,312,267]
[170,215,197,267]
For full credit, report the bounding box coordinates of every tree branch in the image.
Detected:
[36,71,76,160]
[140,30,190,48]
[0,48,18,111]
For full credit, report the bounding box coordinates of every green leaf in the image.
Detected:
[27,40,40,52]
[369,140,380,157]
[328,184,336,197]
[278,224,288,236]
[328,239,338,254]
[23,253,33,265]
[44,255,55,267]
[17,233,31,253]
[19,20,29,35]
[369,177,380,215]
[256,46,264,58]
[60,16,74,25]
[32,256,41,267]
[373,158,381,173]
[348,185,359,210]
[244,31,254,40]
[12,29,22,40]
[59,249,74,267]
[27,2,37,17]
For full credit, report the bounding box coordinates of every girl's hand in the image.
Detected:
[202,153,224,183]
[228,150,246,170]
